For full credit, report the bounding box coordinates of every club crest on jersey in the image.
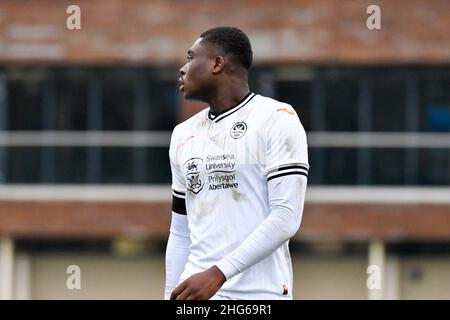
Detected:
[184,157,204,194]
[230,121,247,139]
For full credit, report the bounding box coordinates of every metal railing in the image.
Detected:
[0,131,449,148]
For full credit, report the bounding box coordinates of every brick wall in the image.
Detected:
[0,0,449,65]
[1,200,450,241]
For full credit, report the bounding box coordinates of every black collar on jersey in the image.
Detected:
[207,92,256,123]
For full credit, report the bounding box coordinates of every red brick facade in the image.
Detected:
[1,201,450,241]
[0,0,449,65]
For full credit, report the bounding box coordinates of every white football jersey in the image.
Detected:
[169,92,309,299]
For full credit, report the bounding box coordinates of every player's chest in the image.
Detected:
[176,119,263,194]
[179,119,259,158]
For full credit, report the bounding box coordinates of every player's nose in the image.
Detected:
[179,65,186,76]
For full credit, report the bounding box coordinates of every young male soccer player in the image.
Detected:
[165,26,309,300]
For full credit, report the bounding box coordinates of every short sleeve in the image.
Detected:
[169,126,187,214]
[265,105,309,181]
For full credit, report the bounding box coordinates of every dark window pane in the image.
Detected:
[55,71,88,130]
[100,147,171,184]
[102,72,135,131]
[307,148,323,184]
[418,149,450,185]
[146,147,170,183]
[4,146,171,184]
[372,148,405,185]
[372,79,406,131]
[420,80,450,132]
[55,147,87,183]
[275,81,311,131]
[8,79,43,130]
[101,147,133,183]
[147,80,178,130]
[0,150,6,182]
[7,147,41,182]
[324,79,358,131]
[322,148,357,184]
[16,239,111,254]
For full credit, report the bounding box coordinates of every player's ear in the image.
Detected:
[212,56,225,74]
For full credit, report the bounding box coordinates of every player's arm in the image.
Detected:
[165,196,190,300]
[215,173,307,281]
[215,105,309,281]
[165,128,191,300]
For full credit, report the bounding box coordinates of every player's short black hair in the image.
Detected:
[200,26,253,70]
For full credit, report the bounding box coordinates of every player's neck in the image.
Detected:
[208,84,250,115]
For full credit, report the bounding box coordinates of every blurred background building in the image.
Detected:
[0,0,449,299]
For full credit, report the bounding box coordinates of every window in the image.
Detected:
[309,148,358,185]
[418,149,450,185]
[54,147,88,183]
[147,78,178,130]
[372,148,406,185]
[7,147,42,182]
[101,70,135,131]
[145,147,171,183]
[8,71,45,130]
[324,78,358,131]
[420,80,450,132]
[1,66,449,185]
[55,70,89,130]
[372,78,406,131]
[101,147,134,183]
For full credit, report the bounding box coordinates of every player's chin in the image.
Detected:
[181,90,189,99]
[181,87,195,100]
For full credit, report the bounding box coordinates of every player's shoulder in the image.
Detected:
[252,94,299,121]
[171,107,209,139]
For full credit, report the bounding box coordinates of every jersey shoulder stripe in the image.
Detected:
[267,163,309,181]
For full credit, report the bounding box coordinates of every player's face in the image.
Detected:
[179,38,215,100]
